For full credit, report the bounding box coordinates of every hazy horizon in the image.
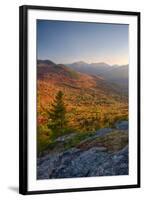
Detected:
[37,58,128,66]
[37,20,129,65]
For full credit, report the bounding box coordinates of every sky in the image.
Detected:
[37,20,128,65]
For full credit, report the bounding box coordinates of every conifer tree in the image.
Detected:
[48,91,67,137]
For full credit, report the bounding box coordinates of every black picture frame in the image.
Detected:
[19,5,141,195]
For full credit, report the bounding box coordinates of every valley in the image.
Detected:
[37,60,128,157]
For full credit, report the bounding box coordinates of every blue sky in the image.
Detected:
[37,20,128,65]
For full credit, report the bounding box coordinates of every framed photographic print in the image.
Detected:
[19,5,140,195]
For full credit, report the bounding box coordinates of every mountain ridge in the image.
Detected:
[37,59,126,95]
[37,59,128,92]
[66,61,128,92]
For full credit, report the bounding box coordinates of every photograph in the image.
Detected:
[19,5,140,194]
[37,20,129,179]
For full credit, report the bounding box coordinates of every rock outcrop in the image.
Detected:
[37,121,128,179]
[37,146,128,179]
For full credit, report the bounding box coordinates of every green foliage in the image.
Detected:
[94,130,128,152]
[64,132,94,150]
[37,124,52,156]
[68,69,79,79]
[47,91,68,138]
[76,130,128,153]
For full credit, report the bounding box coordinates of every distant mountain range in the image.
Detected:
[38,60,128,92]
[37,59,128,97]
[67,61,128,91]
[37,59,120,94]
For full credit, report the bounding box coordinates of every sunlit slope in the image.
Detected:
[37,60,128,132]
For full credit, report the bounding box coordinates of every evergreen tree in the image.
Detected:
[48,91,67,137]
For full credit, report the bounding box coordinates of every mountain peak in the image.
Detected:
[71,61,88,65]
[37,59,56,65]
[37,60,80,80]
[91,62,110,66]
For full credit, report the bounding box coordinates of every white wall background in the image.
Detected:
[0,0,143,199]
